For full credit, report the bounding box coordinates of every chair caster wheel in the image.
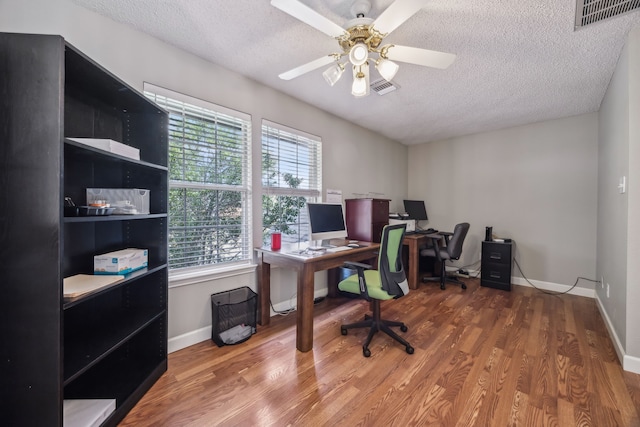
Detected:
[462,283,467,290]
[440,284,445,290]
[406,346,414,354]
[363,347,371,357]
[341,327,347,335]
[400,325,408,332]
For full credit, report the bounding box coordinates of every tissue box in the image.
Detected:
[94,248,148,275]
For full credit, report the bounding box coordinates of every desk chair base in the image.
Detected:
[423,274,467,290]
[340,300,414,358]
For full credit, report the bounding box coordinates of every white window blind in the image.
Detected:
[144,83,252,271]
[262,120,322,245]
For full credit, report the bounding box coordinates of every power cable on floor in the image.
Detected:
[513,257,599,295]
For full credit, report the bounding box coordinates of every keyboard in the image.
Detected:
[326,246,352,253]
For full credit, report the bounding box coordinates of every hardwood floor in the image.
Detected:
[120,279,640,426]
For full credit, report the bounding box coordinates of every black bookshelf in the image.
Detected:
[0,32,168,426]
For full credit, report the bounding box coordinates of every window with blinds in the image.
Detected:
[144,83,252,271]
[262,120,322,245]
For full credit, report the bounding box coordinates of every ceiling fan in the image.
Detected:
[271,0,456,97]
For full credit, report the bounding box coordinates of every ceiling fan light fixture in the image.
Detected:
[349,42,369,66]
[351,64,370,97]
[322,62,345,86]
[375,57,399,82]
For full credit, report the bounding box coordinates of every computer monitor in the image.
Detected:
[403,200,428,221]
[307,202,347,244]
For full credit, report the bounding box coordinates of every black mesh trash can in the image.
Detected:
[211,287,257,347]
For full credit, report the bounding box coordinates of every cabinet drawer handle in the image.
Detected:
[490,272,501,279]
[489,253,502,260]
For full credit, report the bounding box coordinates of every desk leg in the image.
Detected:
[327,267,340,298]
[296,266,315,352]
[406,239,419,290]
[257,256,271,326]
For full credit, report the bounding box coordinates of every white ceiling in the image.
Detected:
[71,0,640,145]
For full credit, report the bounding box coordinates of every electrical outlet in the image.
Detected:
[607,283,610,298]
[619,176,626,194]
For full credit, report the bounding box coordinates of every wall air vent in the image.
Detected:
[370,78,399,96]
[575,0,640,28]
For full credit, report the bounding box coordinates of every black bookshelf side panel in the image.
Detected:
[64,218,167,277]
[64,144,168,212]
[64,94,124,142]
[64,44,163,116]
[0,32,65,426]
[64,271,167,382]
[126,111,169,167]
[64,316,167,408]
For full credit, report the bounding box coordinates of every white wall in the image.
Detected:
[1,0,408,351]
[597,24,640,372]
[407,114,599,293]
[627,25,640,363]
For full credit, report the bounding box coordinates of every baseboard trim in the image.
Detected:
[169,326,211,354]
[510,276,595,298]
[623,354,640,374]
[595,294,640,374]
[270,288,329,315]
[168,288,330,354]
[464,270,594,297]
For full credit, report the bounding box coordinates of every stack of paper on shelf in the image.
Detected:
[63,399,116,427]
[68,137,140,160]
[63,274,125,298]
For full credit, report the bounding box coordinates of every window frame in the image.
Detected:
[144,83,252,277]
[261,119,322,245]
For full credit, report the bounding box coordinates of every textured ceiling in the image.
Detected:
[71,0,640,145]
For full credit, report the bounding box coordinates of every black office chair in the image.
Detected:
[338,223,414,357]
[420,222,470,290]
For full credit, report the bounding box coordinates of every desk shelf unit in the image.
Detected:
[345,198,390,243]
[1,32,168,426]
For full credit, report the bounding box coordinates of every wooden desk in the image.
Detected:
[255,239,379,352]
[402,233,442,289]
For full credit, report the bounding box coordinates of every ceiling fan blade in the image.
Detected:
[372,0,429,35]
[278,55,337,80]
[271,0,347,38]
[385,45,456,69]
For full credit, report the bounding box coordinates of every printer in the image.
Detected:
[388,217,416,232]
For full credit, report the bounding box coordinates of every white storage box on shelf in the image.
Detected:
[86,188,150,214]
[68,137,140,160]
[94,248,148,275]
[63,399,116,427]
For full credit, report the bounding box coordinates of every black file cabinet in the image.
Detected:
[481,241,513,291]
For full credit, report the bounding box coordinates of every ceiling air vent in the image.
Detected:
[575,0,640,28]
[370,78,399,96]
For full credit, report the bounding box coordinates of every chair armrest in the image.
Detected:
[439,231,453,237]
[429,235,443,247]
[342,261,372,300]
[343,261,372,270]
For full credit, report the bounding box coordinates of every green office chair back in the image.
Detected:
[378,224,409,298]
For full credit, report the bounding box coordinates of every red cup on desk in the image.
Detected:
[271,232,281,250]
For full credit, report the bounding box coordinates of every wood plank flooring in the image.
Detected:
[120,278,640,426]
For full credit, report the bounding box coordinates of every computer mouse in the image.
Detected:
[347,243,359,248]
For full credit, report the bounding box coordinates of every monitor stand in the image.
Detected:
[309,239,335,250]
